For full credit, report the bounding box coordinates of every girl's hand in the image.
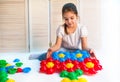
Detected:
[88,49,97,59]
[46,48,53,59]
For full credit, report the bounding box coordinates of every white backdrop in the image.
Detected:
[101,0,120,82]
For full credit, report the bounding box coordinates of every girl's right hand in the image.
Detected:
[46,48,53,59]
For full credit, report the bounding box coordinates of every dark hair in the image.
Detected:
[62,3,78,34]
[62,3,78,17]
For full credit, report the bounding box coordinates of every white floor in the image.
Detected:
[0,50,119,82]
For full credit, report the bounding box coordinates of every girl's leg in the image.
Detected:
[37,48,67,61]
[38,52,47,61]
[29,48,71,61]
[29,52,47,61]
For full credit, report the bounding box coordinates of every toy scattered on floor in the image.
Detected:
[40,49,103,82]
[78,78,88,82]
[60,69,83,80]
[17,68,23,73]
[0,60,10,82]
[61,77,88,82]
[13,59,20,62]
[8,68,17,74]
[0,60,8,67]
[6,79,15,82]
[0,59,31,82]
[61,78,71,82]
[15,62,23,67]
[23,67,31,73]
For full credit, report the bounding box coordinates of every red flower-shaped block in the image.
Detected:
[40,58,61,74]
[60,59,81,72]
[80,58,102,74]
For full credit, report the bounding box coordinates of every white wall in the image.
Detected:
[79,0,102,50]
[101,0,120,82]
[0,0,27,52]
[80,0,120,81]
[29,0,49,52]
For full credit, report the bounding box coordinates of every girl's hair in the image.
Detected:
[62,3,78,17]
[62,3,78,34]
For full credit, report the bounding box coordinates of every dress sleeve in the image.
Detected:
[56,25,64,38]
[80,26,88,37]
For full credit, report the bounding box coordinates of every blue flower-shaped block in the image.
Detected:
[70,50,90,62]
[52,51,70,62]
[52,49,90,62]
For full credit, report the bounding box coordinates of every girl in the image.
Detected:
[29,3,96,60]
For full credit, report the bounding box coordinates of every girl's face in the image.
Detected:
[63,11,78,28]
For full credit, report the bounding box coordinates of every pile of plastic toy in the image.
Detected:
[39,50,102,82]
[0,59,31,82]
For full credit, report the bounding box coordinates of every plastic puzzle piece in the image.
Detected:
[6,79,15,82]
[60,69,83,80]
[78,78,88,82]
[52,50,90,62]
[52,51,70,62]
[0,60,8,67]
[40,58,61,74]
[0,70,9,82]
[15,62,23,67]
[8,68,17,74]
[6,66,14,72]
[17,68,23,73]
[23,67,31,73]
[40,49,102,82]
[80,58,102,74]
[61,78,71,82]
[60,59,81,72]
[61,77,88,82]
[13,58,20,62]
[6,64,12,67]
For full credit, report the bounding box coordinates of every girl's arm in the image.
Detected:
[81,37,96,58]
[46,36,62,58]
[81,37,88,50]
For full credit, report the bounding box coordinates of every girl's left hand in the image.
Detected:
[89,49,97,59]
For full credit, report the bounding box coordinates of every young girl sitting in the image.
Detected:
[29,3,96,61]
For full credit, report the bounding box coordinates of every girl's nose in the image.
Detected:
[68,19,71,23]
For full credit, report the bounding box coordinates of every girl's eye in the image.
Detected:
[71,17,74,20]
[65,19,68,21]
